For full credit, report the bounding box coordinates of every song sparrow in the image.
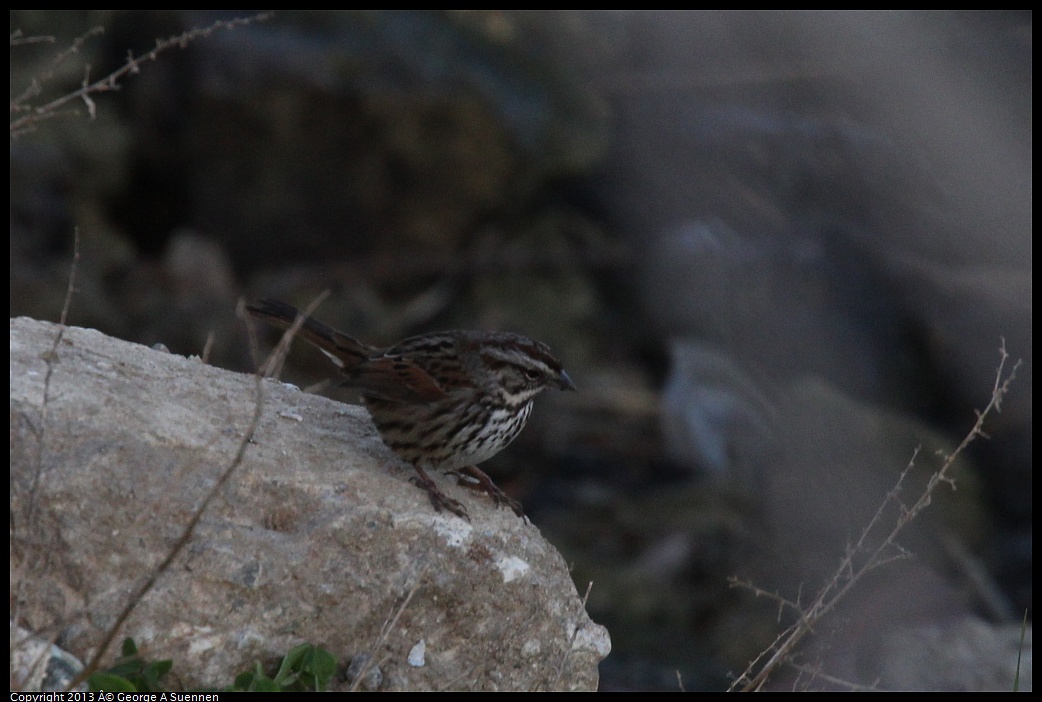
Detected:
[246,299,575,520]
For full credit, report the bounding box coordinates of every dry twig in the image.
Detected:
[729,342,1020,691]
[11,13,272,137]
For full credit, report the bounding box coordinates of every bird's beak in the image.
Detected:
[557,370,577,391]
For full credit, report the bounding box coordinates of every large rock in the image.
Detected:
[9,317,609,691]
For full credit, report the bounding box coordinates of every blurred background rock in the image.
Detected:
[10,10,1031,690]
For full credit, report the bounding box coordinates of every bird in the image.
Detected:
[246,299,575,519]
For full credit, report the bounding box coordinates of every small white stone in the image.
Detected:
[407,639,426,667]
[496,555,530,583]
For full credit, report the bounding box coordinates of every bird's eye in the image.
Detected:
[523,368,541,380]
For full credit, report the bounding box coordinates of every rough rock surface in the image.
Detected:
[10,316,609,691]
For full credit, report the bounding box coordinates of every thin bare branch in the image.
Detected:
[11,13,272,136]
[10,31,57,46]
[730,342,1019,691]
[11,26,105,114]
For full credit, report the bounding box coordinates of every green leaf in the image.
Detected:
[89,672,139,692]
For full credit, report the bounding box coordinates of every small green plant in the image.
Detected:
[84,637,338,692]
[231,643,338,692]
[88,638,172,692]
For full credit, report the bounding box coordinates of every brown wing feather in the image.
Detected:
[345,356,447,402]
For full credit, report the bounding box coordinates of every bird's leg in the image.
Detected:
[410,465,469,521]
[452,465,526,519]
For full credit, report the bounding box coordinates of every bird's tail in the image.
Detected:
[246,298,375,370]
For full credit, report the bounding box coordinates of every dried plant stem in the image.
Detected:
[11,12,272,136]
[547,580,596,691]
[65,373,268,691]
[346,569,428,692]
[730,342,1020,692]
[10,229,81,690]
